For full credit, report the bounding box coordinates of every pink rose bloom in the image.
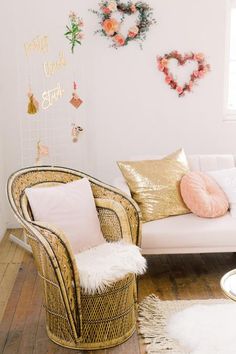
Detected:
[128,31,136,38]
[108,1,117,12]
[128,25,139,38]
[103,7,111,14]
[163,67,169,75]
[102,18,119,36]
[113,34,125,46]
[161,58,168,67]
[165,75,172,84]
[176,86,183,94]
[193,70,199,78]
[158,63,164,71]
[130,4,137,12]
[189,80,194,88]
[194,52,204,61]
[198,70,204,78]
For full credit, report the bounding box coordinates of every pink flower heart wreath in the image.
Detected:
[157,51,210,97]
[91,1,156,49]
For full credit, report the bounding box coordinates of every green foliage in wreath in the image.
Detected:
[90,1,156,49]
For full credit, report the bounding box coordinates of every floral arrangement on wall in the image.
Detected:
[65,11,84,53]
[91,0,156,48]
[157,51,210,97]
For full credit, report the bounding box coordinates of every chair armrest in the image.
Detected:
[95,197,141,246]
[24,220,82,339]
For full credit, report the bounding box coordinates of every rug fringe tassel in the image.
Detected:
[138,294,183,353]
[138,295,228,354]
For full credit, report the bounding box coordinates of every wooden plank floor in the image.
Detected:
[0,230,25,324]
[0,229,234,354]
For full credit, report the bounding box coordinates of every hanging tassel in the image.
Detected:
[27,92,39,115]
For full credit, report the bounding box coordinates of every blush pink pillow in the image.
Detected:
[180,172,229,218]
[25,178,105,254]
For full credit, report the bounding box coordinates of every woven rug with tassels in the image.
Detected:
[138,295,229,354]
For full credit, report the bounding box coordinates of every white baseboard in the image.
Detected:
[9,233,32,253]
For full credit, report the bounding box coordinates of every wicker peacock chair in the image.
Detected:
[7,166,142,350]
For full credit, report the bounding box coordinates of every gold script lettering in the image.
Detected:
[43,52,67,78]
[24,35,48,56]
[41,83,64,110]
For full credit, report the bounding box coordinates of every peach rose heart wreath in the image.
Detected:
[157,51,210,97]
[90,1,156,49]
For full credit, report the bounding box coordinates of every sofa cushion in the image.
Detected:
[113,154,235,195]
[117,148,190,222]
[128,154,235,172]
[142,212,236,252]
[180,172,229,218]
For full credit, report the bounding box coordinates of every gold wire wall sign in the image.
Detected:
[24,35,49,57]
[24,35,49,115]
[41,83,64,110]
[43,52,67,78]
[23,27,85,167]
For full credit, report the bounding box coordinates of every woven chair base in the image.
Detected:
[45,274,137,350]
[48,325,136,350]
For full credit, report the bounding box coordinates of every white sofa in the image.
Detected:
[113,154,236,255]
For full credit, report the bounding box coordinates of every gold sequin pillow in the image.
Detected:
[117,149,190,222]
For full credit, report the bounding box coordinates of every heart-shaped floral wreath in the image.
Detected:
[157,51,210,97]
[91,1,156,48]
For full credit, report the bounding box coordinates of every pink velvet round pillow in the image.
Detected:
[180,172,229,218]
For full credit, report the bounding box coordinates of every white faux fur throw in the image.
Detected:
[75,241,146,294]
[167,302,236,354]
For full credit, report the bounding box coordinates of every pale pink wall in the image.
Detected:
[1,0,236,228]
[87,0,233,182]
[1,0,20,231]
